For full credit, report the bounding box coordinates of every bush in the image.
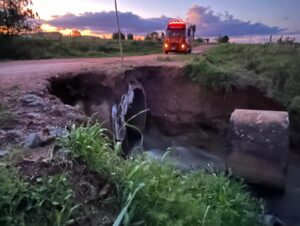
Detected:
[61,123,264,226]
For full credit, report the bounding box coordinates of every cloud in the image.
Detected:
[46,11,171,34]
[46,5,286,37]
[187,5,285,36]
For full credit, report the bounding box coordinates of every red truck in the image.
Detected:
[163,19,192,54]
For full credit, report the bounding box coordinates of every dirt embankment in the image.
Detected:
[45,66,285,154]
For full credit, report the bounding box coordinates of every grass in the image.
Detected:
[0,167,78,226]
[184,44,300,127]
[0,36,162,60]
[61,123,264,226]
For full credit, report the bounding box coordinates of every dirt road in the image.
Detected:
[0,45,212,89]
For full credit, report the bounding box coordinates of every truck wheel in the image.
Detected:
[188,49,192,54]
[165,51,169,55]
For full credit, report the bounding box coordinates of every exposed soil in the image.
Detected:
[17,157,118,226]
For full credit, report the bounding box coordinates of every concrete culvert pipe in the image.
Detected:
[112,78,147,153]
[227,109,289,191]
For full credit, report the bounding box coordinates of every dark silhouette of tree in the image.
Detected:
[145,32,159,41]
[127,33,134,40]
[112,32,125,40]
[0,0,39,36]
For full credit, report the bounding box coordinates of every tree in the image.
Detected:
[0,0,39,36]
[112,32,125,40]
[145,32,159,41]
[127,33,134,40]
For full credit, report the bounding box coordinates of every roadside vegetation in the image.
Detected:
[0,123,264,226]
[185,44,300,126]
[0,37,162,60]
[61,123,264,226]
[0,167,77,226]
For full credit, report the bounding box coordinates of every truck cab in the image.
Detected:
[163,19,192,54]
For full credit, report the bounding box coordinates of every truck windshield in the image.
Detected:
[166,29,185,38]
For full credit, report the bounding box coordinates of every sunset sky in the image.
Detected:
[32,0,300,40]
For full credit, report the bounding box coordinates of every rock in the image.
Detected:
[25,133,42,149]
[19,94,45,107]
[47,126,68,138]
[263,214,286,226]
[26,112,41,119]
[0,148,9,157]
[227,109,289,190]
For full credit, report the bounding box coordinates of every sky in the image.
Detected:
[32,0,300,40]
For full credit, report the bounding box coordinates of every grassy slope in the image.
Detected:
[0,36,162,60]
[0,123,264,225]
[185,44,300,128]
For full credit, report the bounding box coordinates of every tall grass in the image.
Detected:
[185,44,300,128]
[61,123,264,226]
[0,36,162,60]
[0,167,78,226]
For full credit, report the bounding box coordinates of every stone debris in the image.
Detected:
[19,94,45,107]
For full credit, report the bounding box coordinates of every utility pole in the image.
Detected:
[114,0,123,62]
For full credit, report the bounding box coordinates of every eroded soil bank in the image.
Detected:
[1,65,299,225]
[47,66,286,156]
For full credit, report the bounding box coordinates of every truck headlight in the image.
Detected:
[181,44,185,49]
[164,43,168,48]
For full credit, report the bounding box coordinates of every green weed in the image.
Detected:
[0,167,78,226]
[62,123,264,226]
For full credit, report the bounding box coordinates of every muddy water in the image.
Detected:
[138,126,226,172]
[133,126,300,226]
[254,152,300,226]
